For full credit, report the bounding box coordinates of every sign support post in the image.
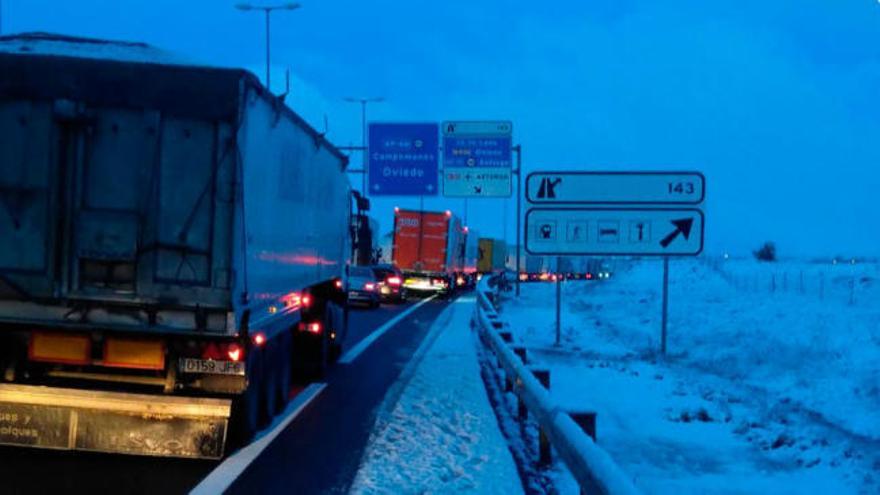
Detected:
[555,256,562,346]
[514,145,522,297]
[661,256,669,355]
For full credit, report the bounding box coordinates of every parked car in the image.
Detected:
[371,264,406,303]
[347,266,381,308]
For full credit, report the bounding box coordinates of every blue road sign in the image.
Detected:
[442,136,512,169]
[368,123,439,196]
[441,121,513,197]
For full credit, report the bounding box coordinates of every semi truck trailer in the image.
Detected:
[0,34,350,459]
[477,238,507,274]
[391,208,464,295]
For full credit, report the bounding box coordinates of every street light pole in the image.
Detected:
[361,100,366,195]
[344,96,384,198]
[235,2,302,92]
[264,9,271,89]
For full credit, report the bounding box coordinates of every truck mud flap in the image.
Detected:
[0,384,231,460]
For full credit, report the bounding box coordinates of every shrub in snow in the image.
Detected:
[753,242,778,262]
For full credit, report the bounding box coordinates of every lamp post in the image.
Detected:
[235,2,301,91]
[343,96,385,198]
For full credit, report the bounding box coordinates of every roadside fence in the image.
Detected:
[473,276,639,495]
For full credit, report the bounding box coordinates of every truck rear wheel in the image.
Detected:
[274,331,293,412]
[262,343,279,419]
[231,346,265,446]
[327,301,345,363]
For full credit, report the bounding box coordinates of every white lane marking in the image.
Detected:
[191,382,327,495]
[339,295,438,364]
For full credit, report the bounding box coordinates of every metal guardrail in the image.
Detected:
[474,276,640,495]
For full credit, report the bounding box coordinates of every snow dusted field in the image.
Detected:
[497,258,880,494]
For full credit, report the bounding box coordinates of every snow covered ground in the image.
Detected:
[350,296,524,495]
[497,258,880,494]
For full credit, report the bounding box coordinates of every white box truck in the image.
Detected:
[0,34,351,459]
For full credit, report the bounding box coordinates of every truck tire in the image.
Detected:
[327,301,345,363]
[274,331,293,412]
[262,342,278,419]
[231,346,265,446]
[292,326,328,381]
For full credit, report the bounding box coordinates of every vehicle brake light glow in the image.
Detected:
[445,210,452,217]
[227,343,243,362]
[308,322,322,334]
[364,282,376,291]
[456,276,465,285]
[586,273,593,279]
[335,279,343,289]
[252,332,267,346]
[302,294,312,307]
[282,291,302,308]
[387,276,402,286]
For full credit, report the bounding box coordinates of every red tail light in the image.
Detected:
[586,273,593,280]
[227,343,243,362]
[387,276,402,286]
[302,294,312,307]
[364,282,375,291]
[201,341,245,362]
[252,332,267,346]
[298,321,323,334]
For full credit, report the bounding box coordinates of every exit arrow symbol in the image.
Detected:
[659,218,694,248]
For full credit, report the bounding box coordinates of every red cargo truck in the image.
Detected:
[392,208,464,296]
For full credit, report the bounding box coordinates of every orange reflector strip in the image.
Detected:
[103,338,165,370]
[29,332,91,365]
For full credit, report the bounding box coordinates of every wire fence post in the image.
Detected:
[850,277,856,306]
[661,257,669,355]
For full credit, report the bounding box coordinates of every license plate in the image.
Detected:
[178,358,245,376]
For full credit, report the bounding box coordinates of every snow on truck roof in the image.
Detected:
[0,32,195,65]
[0,32,348,164]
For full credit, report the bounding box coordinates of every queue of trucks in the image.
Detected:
[0,33,587,463]
[521,255,612,281]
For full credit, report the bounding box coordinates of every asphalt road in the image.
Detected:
[0,296,452,495]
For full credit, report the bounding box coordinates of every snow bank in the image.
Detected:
[350,297,523,495]
[499,259,880,494]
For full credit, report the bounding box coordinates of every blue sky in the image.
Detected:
[4,1,879,257]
